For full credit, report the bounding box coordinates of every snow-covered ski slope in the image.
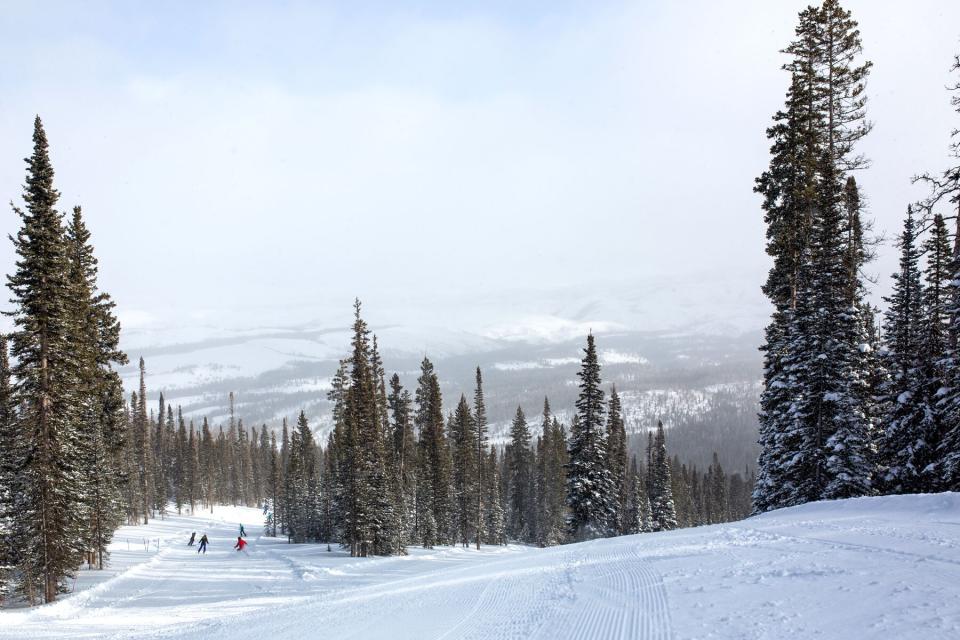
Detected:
[3,494,959,639]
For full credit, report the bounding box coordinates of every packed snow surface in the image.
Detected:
[2,494,959,639]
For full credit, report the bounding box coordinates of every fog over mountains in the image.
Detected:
[120,271,766,472]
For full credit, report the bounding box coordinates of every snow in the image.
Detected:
[3,494,959,639]
[599,349,649,366]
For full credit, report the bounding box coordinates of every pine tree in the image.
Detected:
[188,418,200,514]
[450,395,478,546]
[506,406,533,542]
[286,411,319,543]
[266,432,280,536]
[415,357,450,546]
[483,447,506,545]
[755,0,875,510]
[605,386,629,534]
[64,206,127,569]
[154,394,169,516]
[648,422,678,531]
[566,333,616,541]
[473,367,488,550]
[879,209,929,493]
[0,336,18,598]
[5,118,86,602]
[921,214,952,489]
[388,374,415,551]
[135,359,155,523]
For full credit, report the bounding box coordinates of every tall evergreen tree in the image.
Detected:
[605,386,629,534]
[506,406,533,542]
[6,118,85,603]
[415,357,450,546]
[755,0,875,510]
[879,209,930,493]
[450,395,478,546]
[0,336,18,597]
[473,367,488,550]
[566,333,616,541]
[648,421,678,531]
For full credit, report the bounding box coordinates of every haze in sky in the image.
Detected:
[1,1,959,343]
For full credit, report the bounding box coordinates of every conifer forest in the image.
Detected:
[1,2,960,639]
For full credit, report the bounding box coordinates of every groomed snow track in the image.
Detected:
[2,494,959,639]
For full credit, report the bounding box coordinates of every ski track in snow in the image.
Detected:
[2,494,960,639]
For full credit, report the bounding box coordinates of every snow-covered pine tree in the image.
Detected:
[926,54,960,490]
[605,387,629,534]
[878,209,930,493]
[0,336,17,599]
[566,333,616,541]
[708,453,728,524]
[64,205,127,569]
[483,446,506,545]
[200,418,215,512]
[754,60,822,514]
[135,360,155,523]
[415,357,451,545]
[339,302,393,556]
[506,406,533,543]
[451,395,478,547]
[755,0,875,509]
[173,418,187,514]
[286,411,320,543]
[921,214,952,490]
[648,421,678,531]
[473,367,488,550]
[154,394,169,515]
[319,431,337,543]
[6,117,84,603]
[388,374,416,550]
[624,456,642,535]
[266,431,280,536]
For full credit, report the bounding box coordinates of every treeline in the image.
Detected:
[267,312,687,555]
[755,0,960,511]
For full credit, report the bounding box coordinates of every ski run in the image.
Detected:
[0,493,956,639]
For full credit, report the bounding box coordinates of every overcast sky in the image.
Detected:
[1,1,959,343]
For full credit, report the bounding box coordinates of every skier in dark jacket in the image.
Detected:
[188,532,196,546]
[239,524,246,538]
[197,534,209,554]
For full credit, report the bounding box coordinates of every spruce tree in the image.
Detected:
[473,367,488,550]
[450,395,478,546]
[755,0,875,510]
[483,447,506,545]
[415,357,450,546]
[388,374,416,549]
[64,206,127,569]
[649,422,678,531]
[879,209,929,493]
[566,333,616,541]
[6,118,87,603]
[0,336,18,597]
[506,406,533,542]
[606,386,629,534]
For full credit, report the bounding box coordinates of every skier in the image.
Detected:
[187,532,196,546]
[197,533,209,554]
[239,523,246,538]
[234,536,248,555]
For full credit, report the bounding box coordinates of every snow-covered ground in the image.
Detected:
[3,494,959,639]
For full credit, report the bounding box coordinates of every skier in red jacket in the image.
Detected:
[234,536,248,554]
